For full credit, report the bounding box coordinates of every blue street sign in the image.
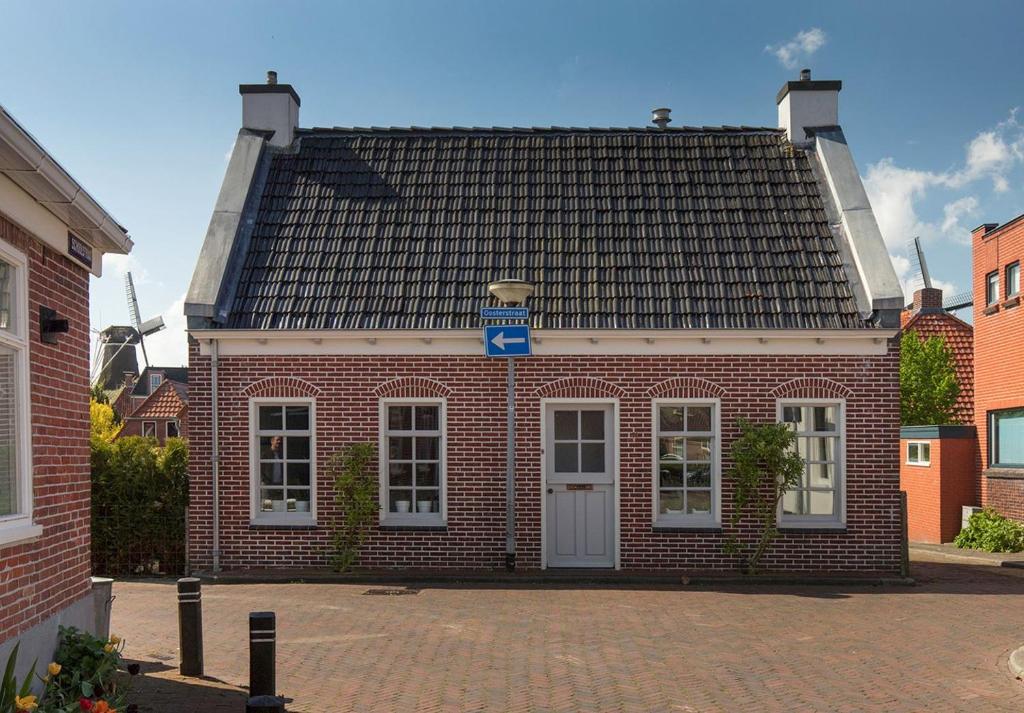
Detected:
[484,324,532,357]
[481,307,529,320]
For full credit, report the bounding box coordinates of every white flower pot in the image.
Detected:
[417,500,433,513]
[271,500,286,512]
[295,501,310,513]
[395,500,411,513]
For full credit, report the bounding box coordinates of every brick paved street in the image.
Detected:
[113,559,1024,712]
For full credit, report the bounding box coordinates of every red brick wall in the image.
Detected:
[188,338,902,574]
[973,218,1024,520]
[118,412,187,445]
[900,436,977,543]
[0,213,92,643]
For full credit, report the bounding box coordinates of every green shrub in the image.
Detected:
[328,443,378,572]
[954,508,1024,552]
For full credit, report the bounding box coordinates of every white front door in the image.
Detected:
[544,404,615,568]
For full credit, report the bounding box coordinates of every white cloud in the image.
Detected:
[940,196,978,234]
[138,292,188,367]
[765,28,826,70]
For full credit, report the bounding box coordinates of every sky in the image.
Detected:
[2,0,1023,369]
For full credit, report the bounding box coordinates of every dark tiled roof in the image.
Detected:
[130,366,189,396]
[226,127,866,330]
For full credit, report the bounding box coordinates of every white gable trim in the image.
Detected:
[191,328,895,357]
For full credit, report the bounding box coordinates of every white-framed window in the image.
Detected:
[142,421,157,438]
[778,400,846,528]
[1007,262,1020,298]
[149,372,162,392]
[379,398,446,526]
[0,240,37,547]
[652,399,721,527]
[906,441,931,466]
[166,420,180,439]
[986,271,1000,306]
[249,399,316,524]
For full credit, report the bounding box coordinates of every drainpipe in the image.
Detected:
[210,338,221,573]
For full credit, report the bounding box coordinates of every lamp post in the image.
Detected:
[487,279,534,572]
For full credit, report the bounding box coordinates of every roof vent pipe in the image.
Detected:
[800,68,811,81]
[651,108,671,129]
[266,70,278,85]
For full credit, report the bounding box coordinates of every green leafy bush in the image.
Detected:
[954,508,1024,552]
[41,626,133,711]
[91,436,188,575]
[329,443,378,572]
[1,643,35,713]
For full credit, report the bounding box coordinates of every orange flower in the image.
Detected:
[93,702,116,713]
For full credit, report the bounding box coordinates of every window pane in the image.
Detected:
[659,462,684,487]
[687,463,711,488]
[921,443,930,462]
[415,436,439,461]
[686,406,712,432]
[687,490,711,514]
[580,411,604,440]
[260,462,284,485]
[290,491,310,513]
[286,436,310,460]
[659,490,684,514]
[812,407,837,432]
[995,409,1024,465]
[285,406,309,430]
[782,490,804,515]
[782,406,804,429]
[687,438,712,461]
[261,436,284,460]
[554,443,578,473]
[659,406,683,432]
[288,462,311,487]
[389,489,413,513]
[800,437,835,462]
[808,462,834,486]
[1008,264,1020,296]
[658,437,685,460]
[260,488,284,512]
[0,261,12,332]
[167,422,179,438]
[0,346,14,516]
[987,273,999,304]
[388,406,412,431]
[415,406,439,431]
[554,411,577,440]
[259,406,283,431]
[580,443,604,472]
[389,462,412,486]
[415,462,439,487]
[907,443,919,462]
[808,490,835,516]
[414,489,439,514]
[389,436,412,460]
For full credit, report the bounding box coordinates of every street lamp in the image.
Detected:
[488,278,533,571]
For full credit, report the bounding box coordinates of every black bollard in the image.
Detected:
[249,611,277,697]
[176,577,204,677]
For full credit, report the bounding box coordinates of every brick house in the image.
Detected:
[0,105,131,672]
[973,216,1024,520]
[118,378,188,444]
[185,71,905,574]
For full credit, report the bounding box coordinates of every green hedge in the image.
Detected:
[91,436,188,576]
[954,508,1024,553]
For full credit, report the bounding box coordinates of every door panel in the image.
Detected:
[545,404,615,568]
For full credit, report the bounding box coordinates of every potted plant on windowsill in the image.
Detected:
[416,499,433,514]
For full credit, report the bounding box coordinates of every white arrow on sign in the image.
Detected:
[490,331,527,350]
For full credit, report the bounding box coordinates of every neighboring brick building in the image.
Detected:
[0,105,132,676]
[185,71,905,574]
[973,216,1024,520]
[118,378,188,444]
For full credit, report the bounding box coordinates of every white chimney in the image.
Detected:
[776,68,841,144]
[239,70,301,148]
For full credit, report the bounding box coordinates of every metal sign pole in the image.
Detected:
[506,355,516,571]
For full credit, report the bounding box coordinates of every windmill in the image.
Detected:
[125,271,165,368]
[905,237,972,313]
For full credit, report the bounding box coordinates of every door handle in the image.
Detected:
[547,488,553,494]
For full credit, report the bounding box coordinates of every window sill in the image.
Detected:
[778,523,847,534]
[380,515,445,530]
[984,304,1000,315]
[1004,295,1020,308]
[984,467,1024,480]
[250,516,317,529]
[0,522,43,548]
[379,524,448,532]
[905,462,931,467]
[652,524,722,533]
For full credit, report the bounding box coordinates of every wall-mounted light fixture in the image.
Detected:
[39,306,69,344]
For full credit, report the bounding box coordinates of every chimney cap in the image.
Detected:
[651,107,672,129]
[239,79,302,107]
[775,71,842,105]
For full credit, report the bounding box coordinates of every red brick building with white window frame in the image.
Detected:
[973,216,1024,520]
[0,105,132,676]
[185,72,906,575]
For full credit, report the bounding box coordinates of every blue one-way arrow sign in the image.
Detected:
[484,324,532,357]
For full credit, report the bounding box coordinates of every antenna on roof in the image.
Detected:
[125,272,165,368]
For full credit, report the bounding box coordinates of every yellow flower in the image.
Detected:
[47,661,61,676]
[108,634,121,645]
[14,693,38,711]
[103,642,115,653]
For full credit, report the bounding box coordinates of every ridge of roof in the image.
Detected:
[902,309,974,334]
[297,125,785,136]
[129,378,187,420]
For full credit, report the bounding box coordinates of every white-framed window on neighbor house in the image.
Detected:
[652,399,720,527]
[906,441,931,466]
[0,240,36,547]
[1007,262,1020,299]
[986,271,1000,306]
[142,421,157,438]
[778,400,846,528]
[379,399,446,526]
[149,372,162,393]
[250,399,315,524]
[166,420,180,439]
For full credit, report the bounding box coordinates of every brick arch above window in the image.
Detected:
[768,377,853,400]
[373,376,453,399]
[534,377,626,399]
[241,376,322,399]
[646,376,727,399]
